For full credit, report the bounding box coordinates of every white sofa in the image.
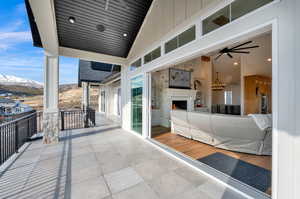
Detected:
[170,110,272,155]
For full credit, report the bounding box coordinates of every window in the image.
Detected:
[224,91,233,105]
[202,0,274,35]
[165,26,196,54]
[130,59,142,71]
[178,26,196,47]
[231,0,274,21]
[165,37,177,54]
[202,5,230,35]
[144,47,161,64]
[91,62,121,72]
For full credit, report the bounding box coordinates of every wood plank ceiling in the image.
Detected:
[26,0,153,58]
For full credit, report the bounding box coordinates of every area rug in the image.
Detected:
[197,152,271,193]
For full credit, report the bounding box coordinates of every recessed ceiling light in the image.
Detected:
[123,33,128,37]
[267,58,272,62]
[234,62,239,66]
[68,16,76,24]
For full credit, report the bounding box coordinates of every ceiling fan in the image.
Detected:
[215,41,259,60]
[105,0,129,10]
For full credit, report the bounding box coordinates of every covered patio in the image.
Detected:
[0,115,246,199]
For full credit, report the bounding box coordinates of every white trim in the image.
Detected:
[147,73,152,138]
[29,0,59,55]
[271,18,279,199]
[145,20,276,198]
[59,47,126,65]
[141,20,272,75]
[129,74,145,136]
[127,0,280,71]
[201,0,280,39]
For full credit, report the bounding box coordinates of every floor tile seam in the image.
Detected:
[88,136,114,197]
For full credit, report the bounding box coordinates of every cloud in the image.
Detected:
[0,54,42,67]
[0,31,31,41]
[0,31,32,51]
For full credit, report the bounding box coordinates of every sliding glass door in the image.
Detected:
[131,76,143,134]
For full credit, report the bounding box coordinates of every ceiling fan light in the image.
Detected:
[68,16,76,24]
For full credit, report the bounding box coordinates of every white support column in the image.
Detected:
[43,53,59,144]
[82,82,90,110]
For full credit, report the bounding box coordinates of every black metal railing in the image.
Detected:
[0,111,37,165]
[60,109,96,130]
[0,110,36,124]
[0,108,95,165]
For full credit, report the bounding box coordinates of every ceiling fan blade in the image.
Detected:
[232,45,259,51]
[230,41,253,50]
[230,51,250,54]
[227,53,233,58]
[118,0,129,9]
[105,0,110,10]
[215,53,223,60]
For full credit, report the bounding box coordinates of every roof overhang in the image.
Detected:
[25,0,153,63]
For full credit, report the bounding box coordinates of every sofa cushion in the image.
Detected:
[211,114,266,141]
[170,110,191,138]
[170,110,189,128]
[188,112,213,144]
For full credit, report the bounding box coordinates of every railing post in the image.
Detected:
[27,118,30,139]
[34,113,37,135]
[84,109,88,128]
[0,126,2,164]
[61,111,64,131]
[15,121,19,153]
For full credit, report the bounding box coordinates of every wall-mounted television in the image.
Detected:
[169,68,191,89]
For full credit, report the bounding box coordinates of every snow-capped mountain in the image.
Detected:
[0,74,43,88]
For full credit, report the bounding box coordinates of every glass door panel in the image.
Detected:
[131,76,143,134]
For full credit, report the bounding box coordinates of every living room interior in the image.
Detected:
[150,32,272,195]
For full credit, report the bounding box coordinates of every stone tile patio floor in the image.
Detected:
[0,118,247,199]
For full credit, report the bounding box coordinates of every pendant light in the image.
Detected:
[212,72,226,91]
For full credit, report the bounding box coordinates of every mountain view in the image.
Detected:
[0,74,99,111]
[0,74,43,88]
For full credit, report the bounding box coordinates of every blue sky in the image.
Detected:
[0,0,78,84]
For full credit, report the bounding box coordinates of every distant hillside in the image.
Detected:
[59,84,79,92]
[0,83,79,97]
[0,84,43,96]
[22,84,99,111]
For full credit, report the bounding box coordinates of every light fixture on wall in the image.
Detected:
[123,33,128,37]
[267,58,272,62]
[233,62,239,66]
[212,72,226,91]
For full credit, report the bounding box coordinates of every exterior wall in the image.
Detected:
[121,0,300,198]
[99,81,121,123]
[128,0,221,61]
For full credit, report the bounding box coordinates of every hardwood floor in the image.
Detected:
[153,131,272,195]
[153,132,272,171]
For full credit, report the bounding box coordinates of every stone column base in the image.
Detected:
[43,111,60,144]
